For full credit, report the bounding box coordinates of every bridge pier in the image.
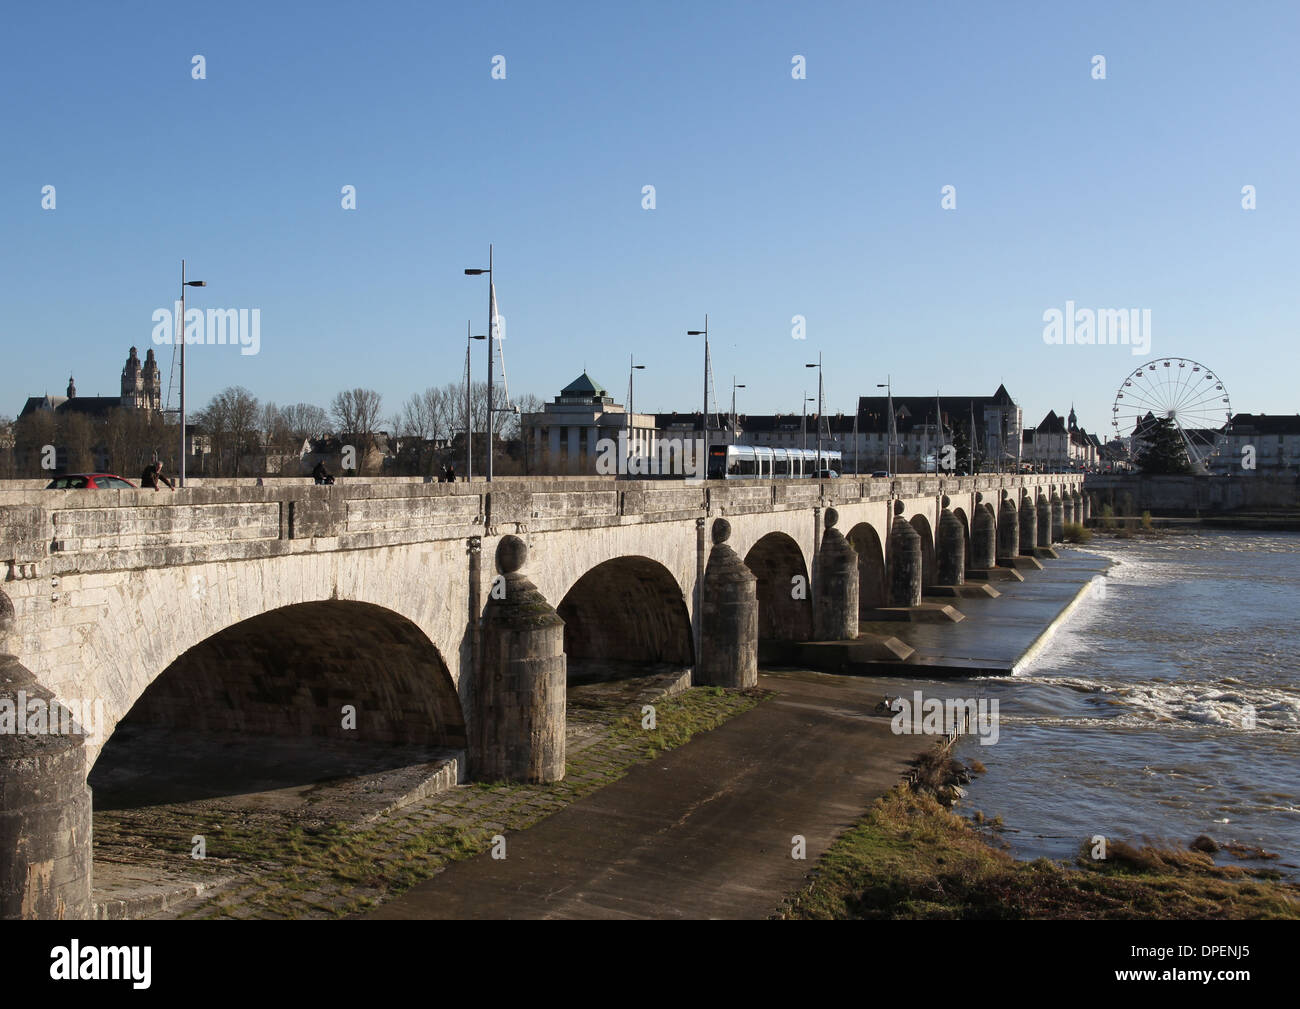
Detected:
[1019,488,1038,555]
[935,496,965,586]
[813,509,859,641]
[0,595,92,920]
[1050,488,1065,543]
[1072,488,1085,525]
[697,519,759,687]
[996,489,1019,566]
[886,501,923,607]
[1063,487,1076,527]
[472,537,566,783]
[970,492,996,571]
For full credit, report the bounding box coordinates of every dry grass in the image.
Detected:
[775,770,1300,920]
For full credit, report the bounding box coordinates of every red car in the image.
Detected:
[44,473,138,489]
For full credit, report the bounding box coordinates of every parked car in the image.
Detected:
[45,473,137,489]
[870,470,890,478]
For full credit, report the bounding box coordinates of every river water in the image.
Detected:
[955,529,1300,875]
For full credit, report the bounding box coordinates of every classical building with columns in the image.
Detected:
[521,373,658,474]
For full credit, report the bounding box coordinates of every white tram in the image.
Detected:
[706,444,842,479]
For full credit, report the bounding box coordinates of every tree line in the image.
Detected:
[0,382,547,479]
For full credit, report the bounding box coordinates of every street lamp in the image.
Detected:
[730,379,745,445]
[178,260,206,487]
[806,353,823,475]
[628,355,646,466]
[466,323,486,480]
[877,378,893,476]
[687,315,709,448]
[802,393,815,453]
[464,245,495,481]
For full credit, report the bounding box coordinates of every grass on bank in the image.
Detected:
[1062,521,1092,543]
[777,752,1300,920]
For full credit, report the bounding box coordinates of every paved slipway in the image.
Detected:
[366,552,1102,921]
[366,671,921,920]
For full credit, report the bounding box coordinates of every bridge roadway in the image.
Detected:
[0,472,1084,919]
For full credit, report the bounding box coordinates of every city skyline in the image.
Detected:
[5,1,1297,437]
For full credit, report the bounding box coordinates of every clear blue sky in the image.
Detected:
[3,0,1297,438]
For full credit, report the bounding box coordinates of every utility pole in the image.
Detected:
[687,316,710,450]
[806,352,823,475]
[177,260,206,486]
[730,377,745,445]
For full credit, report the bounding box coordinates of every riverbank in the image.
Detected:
[776,754,1300,920]
[103,682,762,919]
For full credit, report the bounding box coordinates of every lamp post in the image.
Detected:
[466,323,486,480]
[802,393,814,453]
[177,260,206,487]
[806,353,823,476]
[730,378,745,445]
[687,315,709,449]
[628,355,646,467]
[877,377,893,476]
[464,245,494,481]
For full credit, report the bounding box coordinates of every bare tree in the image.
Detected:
[398,391,435,440]
[197,387,260,476]
[512,392,545,472]
[57,412,95,473]
[281,402,330,443]
[0,416,15,477]
[331,388,383,474]
[14,411,56,476]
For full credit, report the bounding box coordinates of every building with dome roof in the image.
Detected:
[520,372,657,474]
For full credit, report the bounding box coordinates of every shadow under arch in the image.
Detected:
[557,555,694,684]
[743,532,812,642]
[89,600,465,808]
[909,515,936,590]
[846,522,886,613]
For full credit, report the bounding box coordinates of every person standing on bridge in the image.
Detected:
[140,460,175,491]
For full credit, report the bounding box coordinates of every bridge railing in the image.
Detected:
[0,474,1083,578]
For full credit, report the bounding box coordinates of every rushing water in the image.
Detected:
[955,529,1300,875]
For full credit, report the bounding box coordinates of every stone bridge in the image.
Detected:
[0,472,1084,918]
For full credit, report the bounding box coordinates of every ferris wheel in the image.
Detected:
[1111,358,1231,472]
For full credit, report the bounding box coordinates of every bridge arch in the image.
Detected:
[556,556,694,681]
[909,515,936,590]
[846,522,887,613]
[744,532,813,641]
[89,600,465,800]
